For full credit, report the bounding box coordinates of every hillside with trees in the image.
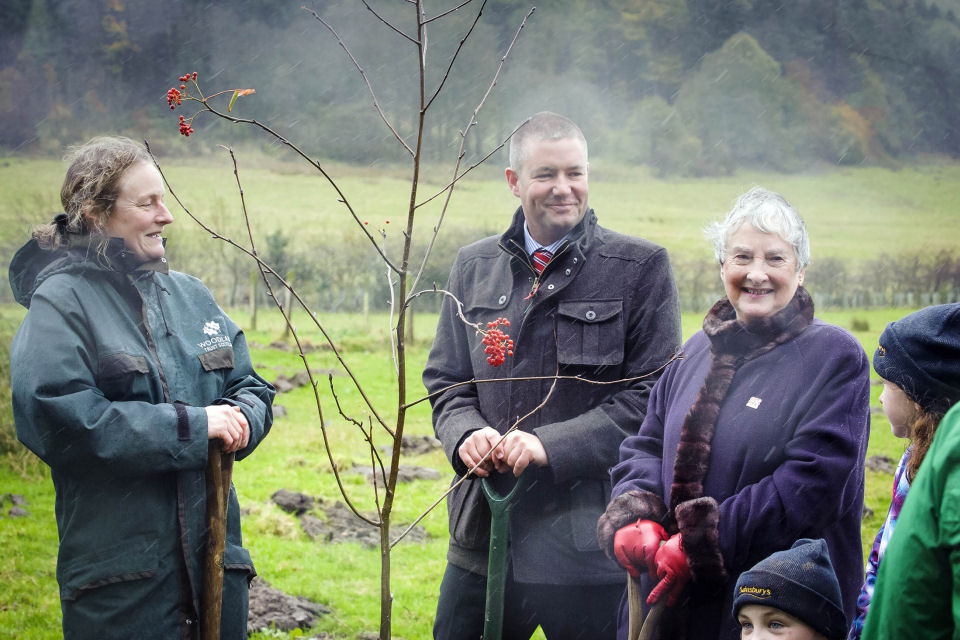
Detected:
[1,0,959,174]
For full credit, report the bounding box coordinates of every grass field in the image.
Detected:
[0,155,954,637]
[2,153,960,266]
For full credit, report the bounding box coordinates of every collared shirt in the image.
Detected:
[522,222,569,257]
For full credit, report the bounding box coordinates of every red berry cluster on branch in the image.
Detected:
[166,72,198,109]
[482,317,514,367]
[166,72,200,135]
[178,115,194,137]
[166,87,182,109]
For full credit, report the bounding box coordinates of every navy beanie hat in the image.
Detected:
[732,538,846,640]
[873,302,960,415]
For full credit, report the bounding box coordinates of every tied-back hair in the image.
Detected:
[508,111,588,174]
[33,136,151,252]
[704,186,811,271]
[906,406,945,483]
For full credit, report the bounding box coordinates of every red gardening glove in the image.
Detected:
[648,533,691,607]
[613,519,667,579]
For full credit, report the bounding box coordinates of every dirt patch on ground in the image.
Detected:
[271,370,343,393]
[378,434,443,457]
[0,493,29,517]
[270,489,430,548]
[866,454,897,474]
[247,580,380,638]
[247,577,332,634]
[351,463,442,484]
[252,489,431,636]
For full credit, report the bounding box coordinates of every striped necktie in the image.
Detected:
[532,248,553,274]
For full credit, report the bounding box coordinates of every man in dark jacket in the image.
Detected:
[423,111,681,639]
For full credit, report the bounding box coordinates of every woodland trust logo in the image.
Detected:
[739,585,772,599]
[197,320,230,352]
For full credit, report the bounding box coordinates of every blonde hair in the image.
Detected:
[33,136,151,251]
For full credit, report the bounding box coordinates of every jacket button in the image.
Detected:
[585,310,596,320]
[498,295,507,304]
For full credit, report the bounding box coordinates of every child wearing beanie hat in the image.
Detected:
[848,302,960,639]
[733,538,847,639]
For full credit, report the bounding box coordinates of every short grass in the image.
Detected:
[2,155,959,265]
[0,302,919,638]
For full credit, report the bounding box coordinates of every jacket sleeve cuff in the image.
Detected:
[173,404,211,470]
[432,401,488,455]
[675,496,727,584]
[596,489,668,561]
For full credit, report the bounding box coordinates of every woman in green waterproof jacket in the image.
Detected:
[9,136,275,639]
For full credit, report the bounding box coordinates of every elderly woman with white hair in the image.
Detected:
[597,187,871,639]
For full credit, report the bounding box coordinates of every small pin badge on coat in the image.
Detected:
[746,396,762,409]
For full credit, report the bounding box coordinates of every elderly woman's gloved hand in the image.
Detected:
[613,519,667,579]
[648,533,691,607]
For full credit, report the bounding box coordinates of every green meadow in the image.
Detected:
[2,152,959,264]
[0,154,956,638]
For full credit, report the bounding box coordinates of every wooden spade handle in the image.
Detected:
[202,441,235,640]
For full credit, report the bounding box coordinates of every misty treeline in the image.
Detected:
[157,225,960,314]
[2,0,959,174]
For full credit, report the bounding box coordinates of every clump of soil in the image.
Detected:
[0,493,29,517]
[271,368,347,393]
[379,434,443,457]
[271,488,315,515]
[270,489,430,548]
[865,454,896,475]
[247,577,331,634]
[351,463,442,484]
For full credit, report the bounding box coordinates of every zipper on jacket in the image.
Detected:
[130,275,173,403]
[500,238,574,300]
[153,279,173,337]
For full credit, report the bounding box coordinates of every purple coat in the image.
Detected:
[610,318,870,639]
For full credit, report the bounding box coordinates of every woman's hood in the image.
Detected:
[8,236,166,308]
[7,238,78,308]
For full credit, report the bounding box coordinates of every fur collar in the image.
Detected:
[669,287,814,511]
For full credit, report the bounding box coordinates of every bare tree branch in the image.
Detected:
[330,375,390,514]
[424,0,487,111]
[358,0,418,43]
[413,123,522,209]
[423,0,477,25]
[328,378,385,526]
[179,102,401,273]
[152,144,394,525]
[302,6,415,156]
[383,232,401,376]
[407,7,536,296]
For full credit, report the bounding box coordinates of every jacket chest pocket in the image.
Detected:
[198,346,235,372]
[97,352,150,401]
[556,299,624,366]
